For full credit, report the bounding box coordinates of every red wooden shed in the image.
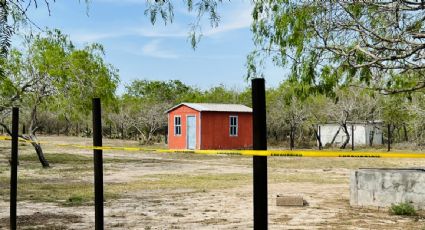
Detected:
[166,103,253,150]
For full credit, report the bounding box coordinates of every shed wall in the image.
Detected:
[200,112,252,149]
[319,124,383,146]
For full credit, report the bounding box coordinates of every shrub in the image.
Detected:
[390,202,417,216]
[65,195,84,206]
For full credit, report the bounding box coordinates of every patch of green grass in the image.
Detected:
[0,176,118,206]
[390,202,417,216]
[65,195,85,206]
[19,153,91,164]
[109,173,252,193]
[267,157,399,170]
[269,172,345,184]
[19,152,149,166]
[108,171,343,195]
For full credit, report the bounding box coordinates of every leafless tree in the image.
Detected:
[328,87,381,148]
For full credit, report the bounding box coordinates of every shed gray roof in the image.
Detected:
[166,103,252,113]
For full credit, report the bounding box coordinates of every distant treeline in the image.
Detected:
[2,78,425,149]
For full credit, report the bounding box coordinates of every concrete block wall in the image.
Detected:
[350,168,425,209]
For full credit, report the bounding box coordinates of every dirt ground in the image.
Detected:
[0,136,425,229]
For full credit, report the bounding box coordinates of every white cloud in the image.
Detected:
[132,26,187,38]
[70,31,127,43]
[67,2,253,44]
[141,39,179,59]
[204,3,253,36]
[68,23,187,44]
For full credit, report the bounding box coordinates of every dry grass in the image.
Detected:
[1,135,425,229]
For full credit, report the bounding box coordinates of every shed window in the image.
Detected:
[230,116,238,136]
[174,116,181,135]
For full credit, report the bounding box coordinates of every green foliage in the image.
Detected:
[1,29,118,125]
[390,202,417,216]
[145,0,224,49]
[249,1,425,94]
[189,85,251,105]
[125,79,191,104]
[65,195,85,206]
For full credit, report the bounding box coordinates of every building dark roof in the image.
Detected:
[166,103,252,113]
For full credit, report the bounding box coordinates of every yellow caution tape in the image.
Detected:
[1,135,425,158]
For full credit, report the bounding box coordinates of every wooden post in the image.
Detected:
[252,78,268,229]
[92,98,104,230]
[10,107,19,230]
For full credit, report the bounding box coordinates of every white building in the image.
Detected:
[318,122,383,146]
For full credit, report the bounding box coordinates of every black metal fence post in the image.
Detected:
[92,98,104,230]
[10,107,19,230]
[252,78,268,229]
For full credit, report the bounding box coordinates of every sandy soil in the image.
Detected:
[0,136,424,229]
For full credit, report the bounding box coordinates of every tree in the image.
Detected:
[267,82,310,149]
[404,93,425,144]
[120,80,194,144]
[0,1,88,77]
[119,97,170,144]
[303,94,330,149]
[125,79,192,103]
[145,0,224,48]
[248,1,425,94]
[0,30,118,167]
[192,85,251,105]
[381,94,412,143]
[326,87,381,149]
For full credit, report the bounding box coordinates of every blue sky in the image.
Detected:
[22,0,283,93]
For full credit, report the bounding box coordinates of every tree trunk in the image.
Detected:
[369,128,375,146]
[340,124,350,149]
[312,125,323,150]
[0,122,49,167]
[403,124,408,142]
[64,116,71,136]
[330,126,341,146]
[27,134,50,168]
[290,126,295,150]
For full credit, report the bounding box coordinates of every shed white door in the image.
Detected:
[187,116,196,149]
